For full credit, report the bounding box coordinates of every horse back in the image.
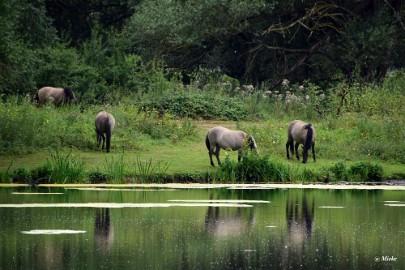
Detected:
[95,111,115,133]
[208,126,247,151]
[289,120,315,143]
[37,87,64,105]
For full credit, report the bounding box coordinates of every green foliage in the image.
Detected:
[30,164,52,185]
[349,162,384,182]
[46,150,85,183]
[134,156,170,183]
[139,90,247,120]
[329,162,348,182]
[215,153,296,183]
[0,99,197,154]
[103,153,126,183]
[88,171,111,184]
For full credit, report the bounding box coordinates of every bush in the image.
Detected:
[216,153,294,183]
[348,162,383,182]
[138,91,247,120]
[330,162,348,181]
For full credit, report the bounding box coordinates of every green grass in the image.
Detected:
[1,77,404,183]
[0,119,404,183]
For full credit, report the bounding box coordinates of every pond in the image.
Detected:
[0,185,404,270]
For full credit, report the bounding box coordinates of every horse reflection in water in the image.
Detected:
[94,208,114,252]
[282,192,315,267]
[204,205,255,238]
[286,193,315,245]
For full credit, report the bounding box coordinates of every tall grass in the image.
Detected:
[46,150,85,183]
[0,98,197,154]
[103,153,126,183]
[134,156,170,183]
[215,153,384,183]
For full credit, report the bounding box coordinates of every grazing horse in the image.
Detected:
[95,111,116,153]
[286,120,316,163]
[205,126,257,167]
[35,87,76,106]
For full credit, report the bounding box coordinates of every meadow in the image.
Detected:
[0,73,404,184]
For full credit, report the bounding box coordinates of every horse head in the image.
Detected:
[246,134,259,154]
[63,87,76,103]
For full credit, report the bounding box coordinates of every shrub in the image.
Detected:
[138,91,247,120]
[12,167,31,183]
[88,171,111,184]
[216,153,293,183]
[30,164,52,185]
[330,162,348,181]
[348,162,383,182]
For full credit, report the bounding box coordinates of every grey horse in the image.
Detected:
[95,111,116,153]
[35,86,76,106]
[205,126,258,167]
[286,120,316,163]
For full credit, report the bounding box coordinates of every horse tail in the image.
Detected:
[205,132,211,151]
[105,117,112,152]
[34,91,39,105]
[304,124,313,150]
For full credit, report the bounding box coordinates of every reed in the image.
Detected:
[46,150,85,183]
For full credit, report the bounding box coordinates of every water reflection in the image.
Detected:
[204,206,254,238]
[286,193,315,245]
[94,208,114,252]
[0,188,404,269]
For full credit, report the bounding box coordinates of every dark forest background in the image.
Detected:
[1,0,404,102]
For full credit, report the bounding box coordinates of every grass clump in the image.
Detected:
[46,150,86,183]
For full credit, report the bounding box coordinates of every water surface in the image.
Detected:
[0,186,404,269]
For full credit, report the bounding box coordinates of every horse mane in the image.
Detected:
[63,87,75,99]
[304,124,313,150]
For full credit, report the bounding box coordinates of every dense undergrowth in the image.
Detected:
[0,70,404,184]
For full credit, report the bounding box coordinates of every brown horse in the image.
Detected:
[205,126,258,167]
[35,87,76,106]
[286,120,316,163]
[95,111,116,153]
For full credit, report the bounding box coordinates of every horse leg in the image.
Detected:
[214,146,221,165]
[101,134,106,150]
[312,143,316,162]
[208,148,215,167]
[295,142,300,160]
[238,149,243,162]
[96,132,101,148]
[286,140,293,159]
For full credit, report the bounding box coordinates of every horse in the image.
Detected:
[95,111,116,153]
[35,86,76,106]
[205,126,258,167]
[286,120,316,163]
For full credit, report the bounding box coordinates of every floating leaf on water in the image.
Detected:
[21,230,86,235]
[227,187,275,190]
[384,204,405,207]
[168,199,270,204]
[65,188,176,192]
[12,192,64,195]
[0,203,252,208]
[266,225,277,228]
[319,206,345,209]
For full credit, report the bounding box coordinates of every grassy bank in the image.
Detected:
[0,116,404,184]
[0,74,404,184]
